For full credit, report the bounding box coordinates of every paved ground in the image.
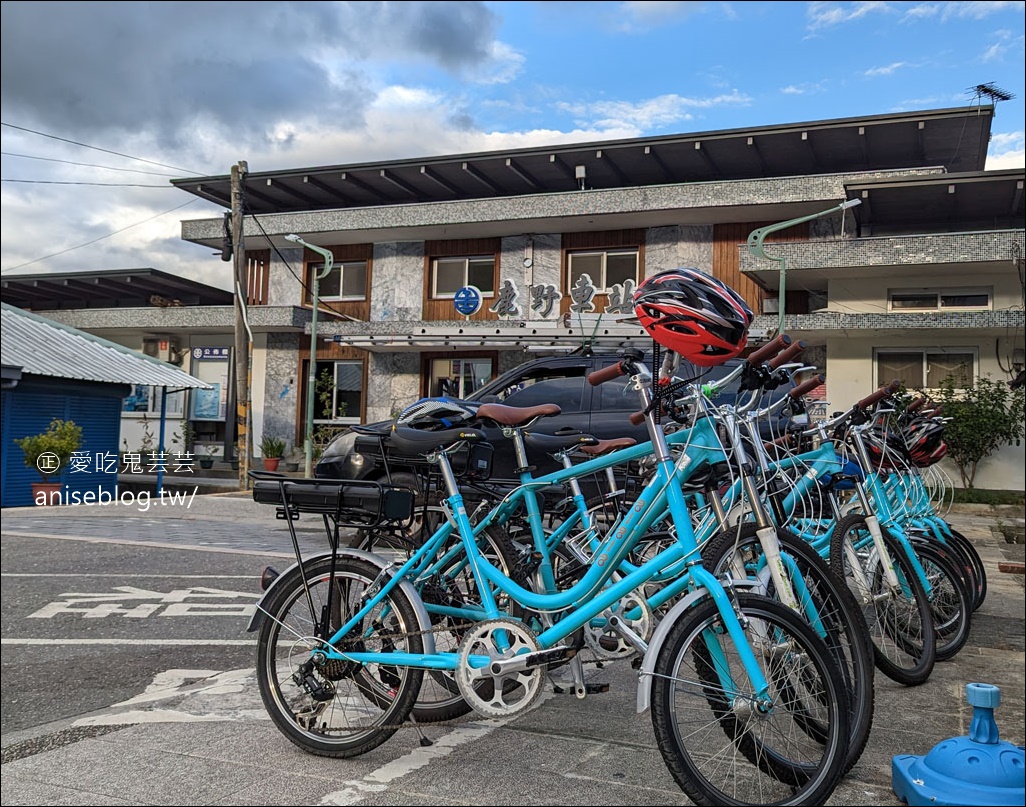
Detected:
[1,492,1023,806]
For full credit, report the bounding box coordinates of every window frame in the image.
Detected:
[430,255,497,299]
[887,286,992,313]
[307,260,368,303]
[312,359,364,425]
[566,248,640,293]
[874,347,978,392]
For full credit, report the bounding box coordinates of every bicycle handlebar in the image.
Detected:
[856,379,901,409]
[768,340,807,370]
[906,396,926,413]
[789,373,825,398]
[587,360,628,386]
[746,334,792,365]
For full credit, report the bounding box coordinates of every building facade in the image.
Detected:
[8,106,1023,489]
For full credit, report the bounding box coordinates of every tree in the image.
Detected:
[934,375,1025,488]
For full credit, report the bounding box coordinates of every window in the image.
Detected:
[876,348,976,390]
[307,261,367,302]
[888,287,990,312]
[428,357,493,399]
[313,360,363,423]
[568,249,639,292]
[431,256,495,298]
[122,384,185,417]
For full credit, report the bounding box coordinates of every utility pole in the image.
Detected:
[230,161,251,488]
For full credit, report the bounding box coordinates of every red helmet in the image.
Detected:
[862,422,911,471]
[633,269,753,366]
[902,417,947,467]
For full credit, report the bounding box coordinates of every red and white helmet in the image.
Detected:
[633,268,753,366]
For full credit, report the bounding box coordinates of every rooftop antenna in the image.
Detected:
[968,82,1015,105]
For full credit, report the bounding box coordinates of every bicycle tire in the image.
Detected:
[909,538,973,661]
[702,523,875,775]
[940,526,987,611]
[829,514,936,686]
[255,556,424,758]
[907,524,983,615]
[650,592,849,806]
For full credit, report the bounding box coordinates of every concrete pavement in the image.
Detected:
[1,494,1023,806]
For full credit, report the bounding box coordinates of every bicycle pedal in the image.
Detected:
[585,683,610,694]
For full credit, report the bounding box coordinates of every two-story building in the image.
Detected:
[10,104,1024,489]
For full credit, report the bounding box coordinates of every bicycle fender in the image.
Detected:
[246,548,436,655]
[636,581,760,714]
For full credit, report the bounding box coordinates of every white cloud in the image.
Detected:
[987,130,1026,169]
[986,147,1026,169]
[613,1,719,33]
[780,82,828,96]
[940,1,1026,22]
[865,61,910,76]
[806,1,893,33]
[557,91,752,131]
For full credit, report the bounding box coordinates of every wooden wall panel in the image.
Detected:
[712,222,809,314]
[246,250,270,305]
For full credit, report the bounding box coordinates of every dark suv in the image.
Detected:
[315,349,797,489]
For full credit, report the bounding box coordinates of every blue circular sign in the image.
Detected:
[453,285,482,316]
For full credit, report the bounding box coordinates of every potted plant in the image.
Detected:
[283,446,300,473]
[197,445,217,470]
[13,418,83,505]
[260,433,286,471]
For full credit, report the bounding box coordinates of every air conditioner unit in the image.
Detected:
[142,337,174,362]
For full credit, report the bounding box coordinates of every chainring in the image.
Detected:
[455,619,543,718]
[583,593,653,660]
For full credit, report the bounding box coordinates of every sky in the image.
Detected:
[2,1,1024,292]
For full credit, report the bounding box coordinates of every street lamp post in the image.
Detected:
[747,198,861,336]
[285,234,334,477]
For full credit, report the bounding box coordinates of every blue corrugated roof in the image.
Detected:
[1,303,211,389]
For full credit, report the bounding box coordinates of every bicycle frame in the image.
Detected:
[279,364,773,701]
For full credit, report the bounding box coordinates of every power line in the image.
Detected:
[0,198,200,274]
[0,122,203,175]
[1,151,181,177]
[2,179,172,188]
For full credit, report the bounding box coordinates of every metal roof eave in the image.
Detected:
[1,303,211,389]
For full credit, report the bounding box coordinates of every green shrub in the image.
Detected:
[935,375,1025,488]
[14,419,83,482]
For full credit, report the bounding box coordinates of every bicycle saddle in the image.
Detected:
[477,402,560,427]
[387,424,489,456]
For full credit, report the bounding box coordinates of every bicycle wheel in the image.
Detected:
[940,526,987,611]
[910,538,973,661]
[650,592,849,806]
[703,523,875,775]
[255,556,424,758]
[907,526,977,612]
[830,514,936,686]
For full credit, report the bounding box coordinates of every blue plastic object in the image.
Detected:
[893,683,1026,806]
